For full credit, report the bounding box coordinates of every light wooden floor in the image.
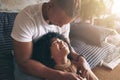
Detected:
[92,64,120,80]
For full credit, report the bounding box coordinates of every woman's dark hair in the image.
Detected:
[32,32,72,68]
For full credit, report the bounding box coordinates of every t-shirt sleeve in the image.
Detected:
[11,6,35,42]
[62,23,70,39]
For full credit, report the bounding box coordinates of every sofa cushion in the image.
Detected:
[70,22,102,47]
[70,22,114,47]
[0,12,17,80]
[71,39,114,68]
[0,52,14,80]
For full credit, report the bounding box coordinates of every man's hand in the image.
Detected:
[51,71,85,80]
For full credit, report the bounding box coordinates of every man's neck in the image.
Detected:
[42,3,53,25]
[42,3,49,21]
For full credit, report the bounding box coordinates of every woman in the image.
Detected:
[32,32,99,80]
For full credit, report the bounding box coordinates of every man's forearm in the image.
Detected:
[18,59,62,79]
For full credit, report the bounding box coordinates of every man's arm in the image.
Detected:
[13,39,58,78]
[13,39,81,80]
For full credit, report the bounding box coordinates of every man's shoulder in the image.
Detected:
[19,3,43,16]
[15,3,43,23]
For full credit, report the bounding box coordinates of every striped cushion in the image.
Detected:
[71,39,114,68]
[0,12,17,80]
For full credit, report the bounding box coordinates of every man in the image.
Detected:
[11,0,94,80]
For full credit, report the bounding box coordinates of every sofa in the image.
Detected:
[0,12,17,80]
[0,12,116,80]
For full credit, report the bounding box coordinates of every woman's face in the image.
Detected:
[50,38,70,59]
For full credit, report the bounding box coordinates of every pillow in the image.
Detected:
[70,22,101,47]
[97,27,117,42]
[70,39,114,68]
[70,22,115,47]
[105,34,120,46]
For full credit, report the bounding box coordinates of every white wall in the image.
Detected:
[0,0,49,12]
